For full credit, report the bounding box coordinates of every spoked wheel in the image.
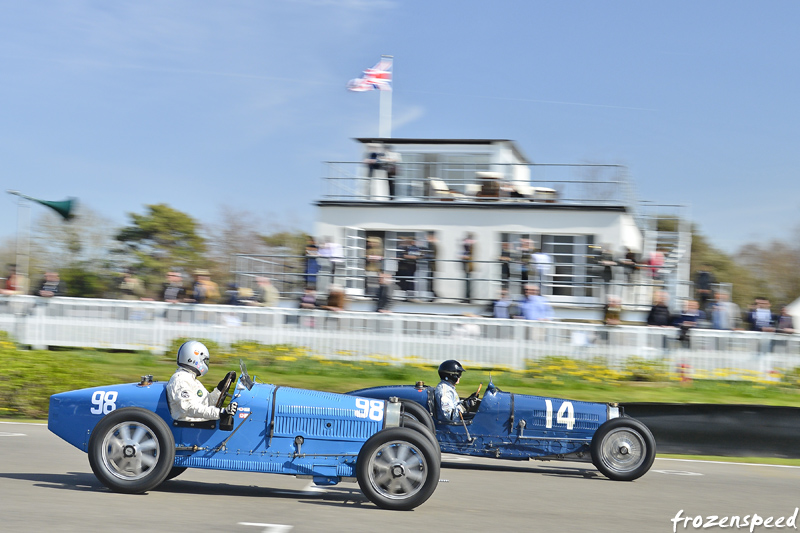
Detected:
[357,427,440,511]
[88,407,176,493]
[590,417,655,481]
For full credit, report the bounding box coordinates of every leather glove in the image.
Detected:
[221,401,238,416]
[216,371,236,393]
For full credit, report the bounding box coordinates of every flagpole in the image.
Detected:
[379,54,393,138]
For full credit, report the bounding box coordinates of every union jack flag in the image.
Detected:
[347,57,392,92]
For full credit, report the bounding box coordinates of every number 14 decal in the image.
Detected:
[544,400,575,430]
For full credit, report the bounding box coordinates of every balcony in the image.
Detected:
[319,161,635,210]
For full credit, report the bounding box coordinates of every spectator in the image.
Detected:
[162,271,186,303]
[695,264,715,313]
[460,232,477,303]
[750,297,776,332]
[518,238,534,288]
[304,236,319,289]
[364,143,386,178]
[375,271,395,313]
[38,271,66,298]
[492,288,517,319]
[224,282,243,305]
[646,291,673,327]
[498,241,514,289]
[319,236,344,285]
[1,264,24,296]
[648,249,665,282]
[597,244,617,298]
[676,299,704,347]
[620,247,638,284]
[517,284,554,321]
[396,236,421,300]
[191,270,220,304]
[776,306,795,334]
[711,292,740,330]
[321,284,346,312]
[364,236,383,298]
[118,270,146,301]
[603,295,622,326]
[384,145,401,199]
[299,287,318,309]
[532,246,553,292]
[255,277,280,307]
[423,232,439,301]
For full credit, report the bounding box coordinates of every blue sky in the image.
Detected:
[1,1,798,254]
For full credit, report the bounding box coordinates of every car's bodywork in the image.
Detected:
[48,363,440,510]
[349,379,655,481]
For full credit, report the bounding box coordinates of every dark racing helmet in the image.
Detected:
[438,359,465,383]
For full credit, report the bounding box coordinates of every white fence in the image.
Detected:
[1,296,798,380]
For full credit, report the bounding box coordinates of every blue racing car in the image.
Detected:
[350,377,656,481]
[48,361,440,510]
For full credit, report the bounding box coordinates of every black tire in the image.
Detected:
[590,417,656,481]
[401,415,441,463]
[165,467,187,481]
[400,400,436,435]
[356,427,440,511]
[88,407,176,493]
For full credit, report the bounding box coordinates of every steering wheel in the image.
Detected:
[214,371,237,408]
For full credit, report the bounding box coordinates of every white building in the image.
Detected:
[309,137,690,319]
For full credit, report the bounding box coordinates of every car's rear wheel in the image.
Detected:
[357,427,440,511]
[590,417,655,481]
[400,400,436,435]
[88,407,175,493]
[401,416,441,463]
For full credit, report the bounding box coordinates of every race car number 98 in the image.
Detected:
[90,390,118,415]
[354,398,384,421]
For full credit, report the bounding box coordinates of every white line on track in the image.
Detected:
[0,432,26,437]
[658,458,800,469]
[0,421,46,426]
[238,522,294,532]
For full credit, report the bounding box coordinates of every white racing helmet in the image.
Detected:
[177,340,210,377]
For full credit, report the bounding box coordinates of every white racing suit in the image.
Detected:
[167,368,222,421]
[434,380,465,423]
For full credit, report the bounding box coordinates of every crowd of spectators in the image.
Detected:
[1,243,796,344]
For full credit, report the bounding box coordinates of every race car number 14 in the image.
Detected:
[544,399,575,430]
[354,398,384,421]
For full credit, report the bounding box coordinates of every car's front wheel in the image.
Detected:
[88,407,176,493]
[357,427,440,510]
[590,417,655,481]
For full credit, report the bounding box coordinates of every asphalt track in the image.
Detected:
[3,422,799,533]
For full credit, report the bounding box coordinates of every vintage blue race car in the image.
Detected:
[349,377,656,481]
[47,361,440,510]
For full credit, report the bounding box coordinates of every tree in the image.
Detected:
[735,227,800,307]
[115,204,208,295]
[30,204,117,297]
[689,226,769,309]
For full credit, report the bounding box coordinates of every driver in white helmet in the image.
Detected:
[435,359,474,422]
[167,340,238,421]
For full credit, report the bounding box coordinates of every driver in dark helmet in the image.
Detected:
[435,359,477,422]
[166,340,238,422]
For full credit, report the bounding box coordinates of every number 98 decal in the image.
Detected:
[354,398,385,421]
[90,390,118,415]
